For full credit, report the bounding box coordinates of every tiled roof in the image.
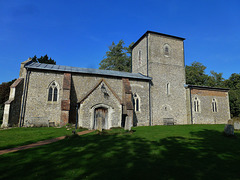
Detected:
[25,62,152,80]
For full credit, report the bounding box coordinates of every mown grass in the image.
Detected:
[1,124,240,180]
[0,127,86,150]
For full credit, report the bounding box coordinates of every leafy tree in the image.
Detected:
[31,54,56,64]
[99,40,133,72]
[186,62,224,87]
[207,71,224,87]
[224,73,240,117]
[185,61,209,86]
[0,79,16,121]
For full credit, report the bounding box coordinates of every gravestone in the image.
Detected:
[224,124,234,136]
[124,116,132,131]
[228,119,233,125]
[234,121,240,130]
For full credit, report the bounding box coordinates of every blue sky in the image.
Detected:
[0,0,239,83]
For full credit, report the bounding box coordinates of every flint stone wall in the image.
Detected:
[78,81,122,129]
[132,32,187,125]
[191,89,230,124]
[23,70,64,126]
[130,79,150,126]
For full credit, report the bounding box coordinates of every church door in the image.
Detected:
[94,108,108,130]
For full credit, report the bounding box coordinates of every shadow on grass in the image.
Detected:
[0,130,240,180]
[0,128,86,150]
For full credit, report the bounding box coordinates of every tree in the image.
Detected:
[185,61,209,86]
[99,40,133,72]
[207,71,224,87]
[31,54,56,64]
[224,73,240,117]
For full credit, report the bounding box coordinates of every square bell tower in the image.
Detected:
[132,31,188,125]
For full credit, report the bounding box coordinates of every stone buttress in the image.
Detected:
[61,73,71,126]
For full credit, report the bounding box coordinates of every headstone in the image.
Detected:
[124,116,132,131]
[224,124,234,136]
[97,117,102,132]
[228,119,233,125]
[234,121,240,130]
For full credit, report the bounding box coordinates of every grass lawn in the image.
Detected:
[0,126,86,150]
[1,125,240,180]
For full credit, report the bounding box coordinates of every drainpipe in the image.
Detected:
[75,103,79,129]
[149,81,152,126]
[19,68,30,127]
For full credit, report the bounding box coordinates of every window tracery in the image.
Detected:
[133,93,140,112]
[48,81,59,102]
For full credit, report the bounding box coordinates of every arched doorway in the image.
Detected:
[93,107,108,130]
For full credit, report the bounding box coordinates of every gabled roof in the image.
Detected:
[25,61,152,81]
[78,79,122,104]
[131,30,185,49]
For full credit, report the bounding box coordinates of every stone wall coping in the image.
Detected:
[10,78,24,88]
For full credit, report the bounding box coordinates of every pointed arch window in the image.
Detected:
[163,44,170,56]
[193,97,200,112]
[212,99,217,112]
[48,81,59,102]
[133,93,140,112]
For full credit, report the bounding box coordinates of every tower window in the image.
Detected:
[48,81,59,102]
[138,49,142,66]
[163,44,170,56]
[212,99,217,112]
[166,83,170,95]
[193,97,200,112]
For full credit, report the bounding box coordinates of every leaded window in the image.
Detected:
[48,81,58,102]
[133,93,140,112]
[193,97,200,112]
[212,99,217,112]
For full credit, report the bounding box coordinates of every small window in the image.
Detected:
[138,49,142,66]
[133,93,140,112]
[193,97,200,112]
[163,44,170,56]
[48,81,59,102]
[166,83,170,95]
[212,99,217,112]
[165,46,169,54]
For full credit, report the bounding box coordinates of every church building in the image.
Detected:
[1,31,231,129]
